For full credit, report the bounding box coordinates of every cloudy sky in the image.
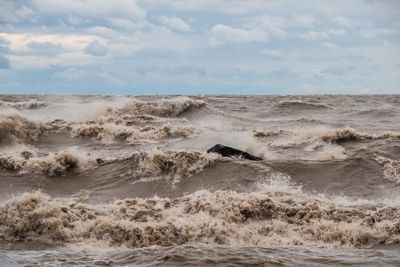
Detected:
[0,0,399,94]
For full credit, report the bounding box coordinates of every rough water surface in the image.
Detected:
[0,94,399,266]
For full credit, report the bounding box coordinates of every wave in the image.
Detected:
[37,97,204,143]
[0,111,197,146]
[116,97,206,117]
[0,114,44,145]
[254,126,400,161]
[45,119,73,133]
[0,148,215,180]
[253,129,287,138]
[71,122,197,144]
[257,126,400,146]
[44,113,186,134]
[320,128,370,144]
[375,155,400,184]
[274,100,332,112]
[0,147,95,176]
[0,99,47,110]
[1,180,399,249]
[126,150,216,183]
[321,128,400,144]
[351,109,397,118]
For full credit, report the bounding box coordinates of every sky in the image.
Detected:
[0,0,399,95]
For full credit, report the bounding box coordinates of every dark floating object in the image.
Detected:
[207,144,262,161]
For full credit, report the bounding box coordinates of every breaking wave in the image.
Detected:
[375,155,400,184]
[37,97,205,143]
[71,122,197,144]
[0,114,44,145]
[0,99,47,110]
[0,147,95,176]
[0,96,205,119]
[0,148,215,180]
[126,150,217,183]
[256,126,400,145]
[352,109,397,118]
[1,179,399,249]
[253,129,287,138]
[319,128,371,144]
[116,97,206,117]
[320,128,400,144]
[1,95,400,265]
[274,100,332,111]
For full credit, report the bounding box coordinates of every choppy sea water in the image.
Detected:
[0,95,399,266]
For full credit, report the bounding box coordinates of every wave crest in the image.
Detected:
[0,99,47,110]
[375,155,400,184]
[274,100,332,111]
[0,114,44,145]
[258,126,400,146]
[0,148,94,176]
[253,129,287,138]
[1,185,399,248]
[128,150,216,181]
[321,128,400,144]
[118,97,206,117]
[71,123,197,143]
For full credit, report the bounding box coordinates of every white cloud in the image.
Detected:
[2,33,103,69]
[32,0,145,19]
[54,68,86,80]
[86,26,116,37]
[360,27,397,38]
[107,26,199,55]
[301,29,345,40]
[329,29,346,36]
[146,0,281,14]
[260,49,283,60]
[159,16,191,32]
[331,16,357,28]
[0,37,9,54]
[109,18,150,30]
[65,15,86,26]
[291,14,315,27]
[211,24,267,43]
[0,55,10,69]
[84,40,108,56]
[245,16,286,37]
[27,41,59,50]
[98,72,126,86]
[1,33,103,53]
[1,0,399,93]
[27,41,62,56]
[321,42,338,49]
[301,31,329,40]
[0,1,35,23]
[210,14,317,46]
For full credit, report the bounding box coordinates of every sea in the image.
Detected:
[0,94,399,266]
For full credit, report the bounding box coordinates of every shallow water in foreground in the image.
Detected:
[0,95,399,266]
[2,243,400,267]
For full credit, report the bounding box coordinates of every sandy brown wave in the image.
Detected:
[320,128,400,144]
[255,127,400,145]
[1,182,399,249]
[71,122,197,143]
[0,148,215,180]
[116,97,206,117]
[274,100,332,111]
[127,150,216,182]
[0,99,47,110]
[375,155,400,184]
[0,148,94,176]
[0,114,44,145]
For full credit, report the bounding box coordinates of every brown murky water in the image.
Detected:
[0,95,400,266]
